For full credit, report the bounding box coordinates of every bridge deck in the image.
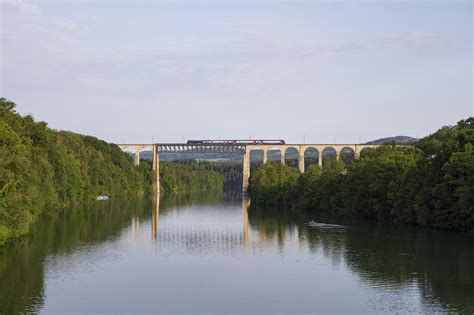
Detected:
[156,143,246,153]
[118,143,383,154]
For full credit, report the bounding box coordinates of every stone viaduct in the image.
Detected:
[118,143,381,193]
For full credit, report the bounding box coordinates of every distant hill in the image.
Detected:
[366,136,417,145]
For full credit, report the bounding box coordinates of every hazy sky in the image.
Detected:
[1,0,472,143]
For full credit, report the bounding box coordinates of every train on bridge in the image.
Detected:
[187,139,285,145]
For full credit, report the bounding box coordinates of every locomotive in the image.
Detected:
[187,139,285,145]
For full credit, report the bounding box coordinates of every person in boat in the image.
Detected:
[308,219,317,225]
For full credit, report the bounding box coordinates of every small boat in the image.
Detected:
[96,195,109,201]
[306,221,347,228]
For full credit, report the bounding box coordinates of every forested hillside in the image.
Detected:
[366,135,417,144]
[164,159,241,187]
[159,161,223,193]
[0,98,153,245]
[248,118,474,231]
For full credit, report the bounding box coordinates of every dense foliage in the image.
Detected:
[0,98,154,245]
[248,118,474,231]
[248,162,300,206]
[169,159,241,187]
[159,161,223,193]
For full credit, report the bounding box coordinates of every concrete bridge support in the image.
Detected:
[152,144,160,194]
[118,144,160,194]
[134,149,141,166]
[354,148,362,159]
[298,150,305,173]
[242,150,251,192]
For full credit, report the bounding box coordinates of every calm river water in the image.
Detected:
[1,190,473,314]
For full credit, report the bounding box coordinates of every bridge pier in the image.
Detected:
[242,150,250,192]
[298,150,305,173]
[134,149,140,166]
[152,144,160,194]
[355,145,362,159]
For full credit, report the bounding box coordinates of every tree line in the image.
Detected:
[159,160,223,193]
[166,159,241,187]
[248,117,473,232]
[0,98,223,246]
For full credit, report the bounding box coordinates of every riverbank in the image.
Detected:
[248,117,473,232]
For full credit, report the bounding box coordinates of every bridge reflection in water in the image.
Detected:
[134,192,309,254]
[144,193,252,249]
[151,195,159,242]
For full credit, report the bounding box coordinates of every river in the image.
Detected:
[1,189,473,314]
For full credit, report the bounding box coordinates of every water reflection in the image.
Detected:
[0,190,473,314]
[0,198,151,314]
[242,197,250,246]
[247,205,474,313]
[151,195,159,242]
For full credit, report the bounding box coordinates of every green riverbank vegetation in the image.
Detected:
[0,98,223,246]
[159,161,224,193]
[161,159,240,187]
[248,118,474,232]
[0,98,154,245]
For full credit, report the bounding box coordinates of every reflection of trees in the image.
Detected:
[248,206,474,313]
[0,190,237,314]
[159,188,244,215]
[0,239,45,314]
[342,224,474,312]
[249,206,347,264]
[248,205,303,251]
[158,189,227,213]
[302,225,347,267]
[0,198,151,314]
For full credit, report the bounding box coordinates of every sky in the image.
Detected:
[1,0,473,144]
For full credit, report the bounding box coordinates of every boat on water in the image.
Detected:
[305,219,346,228]
[307,222,346,228]
[96,195,109,201]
